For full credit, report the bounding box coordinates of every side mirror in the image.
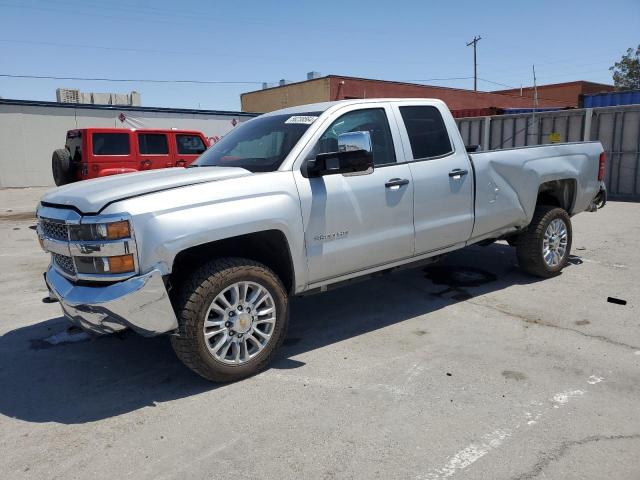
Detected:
[304,131,374,178]
[337,131,372,153]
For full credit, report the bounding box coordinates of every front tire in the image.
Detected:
[171,257,289,383]
[516,205,572,278]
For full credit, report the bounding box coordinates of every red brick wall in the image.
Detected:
[493,81,614,108]
[329,76,574,109]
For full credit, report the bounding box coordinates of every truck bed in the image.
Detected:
[468,141,603,242]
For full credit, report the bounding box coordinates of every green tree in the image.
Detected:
[610,45,640,90]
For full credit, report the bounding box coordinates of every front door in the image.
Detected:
[294,105,415,283]
[174,133,208,167]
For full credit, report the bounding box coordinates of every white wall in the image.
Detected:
[0,101,254,187]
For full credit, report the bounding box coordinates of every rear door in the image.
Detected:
[174,132,208,167]
[392,103,474,254]
[137,132,172,170]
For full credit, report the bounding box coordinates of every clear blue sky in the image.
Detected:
[1,0,638,111]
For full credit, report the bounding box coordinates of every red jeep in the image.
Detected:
[52,128,210,186]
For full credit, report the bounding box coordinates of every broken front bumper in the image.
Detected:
[45,265,178,336]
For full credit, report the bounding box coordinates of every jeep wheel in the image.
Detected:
[52,149,74,186]
[171,257,289,382]
[516,205,572,278]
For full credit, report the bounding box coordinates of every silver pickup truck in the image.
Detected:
[37,99,606,382]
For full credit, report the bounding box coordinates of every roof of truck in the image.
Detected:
[262,98,446,116]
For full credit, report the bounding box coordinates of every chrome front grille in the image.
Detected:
[52,253,76,275]
[38,206,138,282]
[40,219,69,241]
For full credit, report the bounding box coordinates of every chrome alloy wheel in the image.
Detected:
[542,218,568,267]
[203,281,276,365]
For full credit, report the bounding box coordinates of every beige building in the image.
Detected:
[242,76,331,113]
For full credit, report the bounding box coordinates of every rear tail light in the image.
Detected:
[598,152,606,181]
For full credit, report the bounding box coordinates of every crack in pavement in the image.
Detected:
[511,434,640,480]
[470,301,640,351]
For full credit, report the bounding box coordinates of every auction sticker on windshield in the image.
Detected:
[285,115,318,124]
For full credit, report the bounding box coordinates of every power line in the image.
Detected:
[0,73,586,106]
[0,74,263,85]
[477,78,516,89]
[0,38,201,56]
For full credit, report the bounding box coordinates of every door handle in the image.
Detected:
[448,168,469,178]
[385,178,410,188]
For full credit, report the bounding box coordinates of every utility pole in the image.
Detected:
[466,35,482,91]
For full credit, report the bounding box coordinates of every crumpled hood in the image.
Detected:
[41,167,252,213]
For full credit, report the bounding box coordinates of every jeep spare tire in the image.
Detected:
[52,149,74,186]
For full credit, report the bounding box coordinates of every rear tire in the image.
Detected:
[516,205,572,278]
[171,257,289,383]
[52,149,74,186]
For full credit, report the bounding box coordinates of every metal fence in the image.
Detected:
[456,104,640,199]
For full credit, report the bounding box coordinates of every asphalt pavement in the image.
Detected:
[0,188,638,480]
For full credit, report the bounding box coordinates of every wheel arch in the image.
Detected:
[169,229,295,295]
[536,179,577,213]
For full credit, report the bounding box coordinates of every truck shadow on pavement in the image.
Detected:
[0,242,568,424]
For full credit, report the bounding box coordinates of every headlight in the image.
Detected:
[69,220,131,241]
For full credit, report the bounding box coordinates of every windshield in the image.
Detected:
[194,112,322,172]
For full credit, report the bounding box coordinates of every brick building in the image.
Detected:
[492,81,614,108]
[240,74,609,113]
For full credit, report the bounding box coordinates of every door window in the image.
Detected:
[399,106,453,160]
[138,133,169,155]
[92,133,130,155]
[176,134,207,155]
[314,108,396,166]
